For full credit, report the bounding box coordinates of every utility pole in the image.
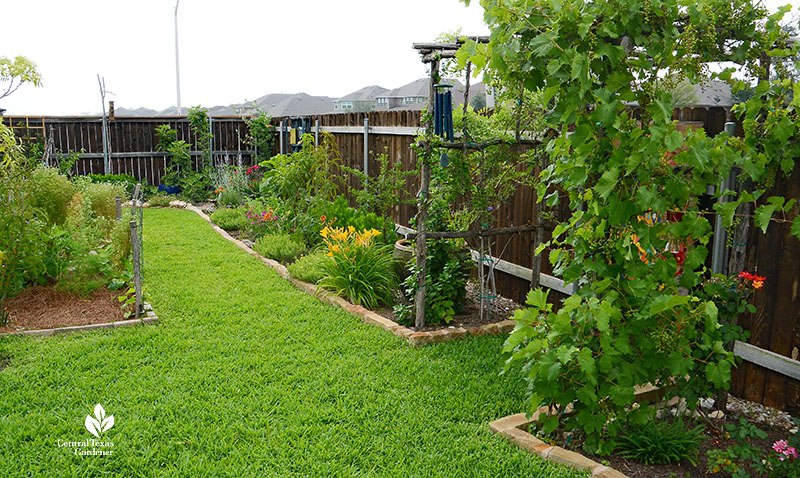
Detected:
[174,0,182,115]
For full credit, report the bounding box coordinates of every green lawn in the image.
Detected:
[0,208,587,478]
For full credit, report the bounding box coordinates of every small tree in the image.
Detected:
[0,56,42,102]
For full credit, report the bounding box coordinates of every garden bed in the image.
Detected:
[0,286,157,337]
[492,395,797,478]
[187,204,517,345]
[377,280,521,332]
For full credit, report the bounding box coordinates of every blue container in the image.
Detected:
[158,185,181,195]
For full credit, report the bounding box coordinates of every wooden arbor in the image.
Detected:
[410,38,540,328]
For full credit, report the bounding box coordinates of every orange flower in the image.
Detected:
[752,280,764,290]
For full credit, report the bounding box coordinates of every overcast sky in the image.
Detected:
[1,0,797,116]
[0,0,489,115]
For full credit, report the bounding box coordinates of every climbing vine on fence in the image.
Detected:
[461,0,800,453]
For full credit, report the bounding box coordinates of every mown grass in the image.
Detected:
[0,208,587,478]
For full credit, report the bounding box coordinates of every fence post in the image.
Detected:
[279,120,284,155]
[115,196,122,219]
[101,117,110,174]
[711,122,738,274]
[131,183,141,216]
[130,220,142,320]
[208,116,214,167]
[363,117,369,180]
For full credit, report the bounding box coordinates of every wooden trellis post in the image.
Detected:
[414,59,439,328]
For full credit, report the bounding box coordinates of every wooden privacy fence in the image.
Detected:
[1,115,255,185]
[3,109,799,411]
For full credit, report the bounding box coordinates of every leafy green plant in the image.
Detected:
[245,111,276,163]
[343,151,414,222]
[212,165,248,206]
[188,106,211,168]
[147,194,177,207]
[29,165,76,225]
[617,417,705,466]
[464,0,800,454]
[287,251,330,284]
[309,197,396,246]
[77,179,128,220]
[254,234,305,263]
[318,226,395,309]
[56,149,83,177]
[259,133,341,209]
[156,123,209,202]
[87,173,138,196]
[707,416,800,477]
[210,208,248,231]
[396,238,470,326]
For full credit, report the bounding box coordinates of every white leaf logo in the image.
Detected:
[85,404,114,437]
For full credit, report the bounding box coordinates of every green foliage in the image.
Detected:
[259,133,341,209]
[308,197,396,246]
[464,0,800,453]
[396,237,471,326]
[147,194,177,207]
[29,165,76,225]
[56,149,82,177]
[77,179,128,221]
[212,165,248,206]
[87,173,138,196]
[318,227,395,309]
[156,123,209,202]
[0,55,42,100]
[287,250,330,284]
[617,417,704,466]
[188,106,211,168]
[245,111,276,163]
[210,208,248,231]
[343,151,414,221]
[254,234,305,263]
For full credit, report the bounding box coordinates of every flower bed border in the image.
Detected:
[0,302,158,338]
[489,386,663,478]
[183,204,515,346]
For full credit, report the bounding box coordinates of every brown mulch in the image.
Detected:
[543,414,791,478]
[377,280,522,332]
[0,286,125,334]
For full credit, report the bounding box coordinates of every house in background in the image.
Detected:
[332,85,388,113]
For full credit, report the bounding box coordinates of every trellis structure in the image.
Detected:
[410,37,543,328]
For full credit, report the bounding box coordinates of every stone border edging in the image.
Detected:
[0,302,159,338]
[184,204,516,346]
[489,410,627,478]
[489,385,663,478]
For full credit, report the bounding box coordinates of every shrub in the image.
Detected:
[210,208,248,231]
[78,180,128,220]
[87,173,138,196]
[617,418,705,466]
[395,238,471,326]
[287,251,330,284]
[217,188,243,207]
[148,194,177,207]
[254,234,305,263]
[29,165,75,225]
[318,226,395,309]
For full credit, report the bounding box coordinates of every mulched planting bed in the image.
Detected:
[377,280,522,332]
[533,396,796,478]
[0,286,125,333]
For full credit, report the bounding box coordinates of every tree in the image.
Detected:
[461,0,800,453]
[0,56,42,102]
[470,91,486,111]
